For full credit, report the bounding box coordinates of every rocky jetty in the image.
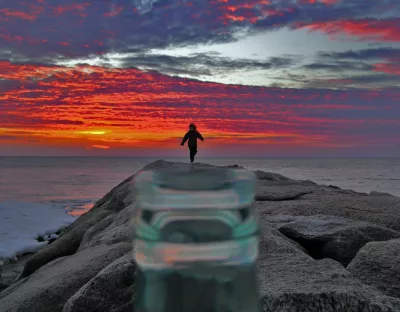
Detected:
[1,159,400,312]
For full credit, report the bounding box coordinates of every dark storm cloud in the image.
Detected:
[303,74,400,89]
[0,0,235,61]
[115,53,298,76]
[343,75,400,84]
[302,61,373,72]
[252,2,399,35]
[294,46,400,88]
[0,0,399,63]
[319,47,400,61]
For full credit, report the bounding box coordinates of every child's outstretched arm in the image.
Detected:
[180,132,189,145]
[197,131,204,141]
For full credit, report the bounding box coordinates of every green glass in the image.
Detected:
[132,167,261,312]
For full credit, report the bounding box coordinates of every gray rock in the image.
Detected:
[347,238,400,299]
[223,164,245,169]
[78,214,116,251]
[255,170,292,181]
[275,214,400,266]
[63,252,135,312]
[18,208,112,279]
[0,254,32,291]
[256,186,312,201]
[370,191,395,197]
[0,243,131,312]
[261,215,299,228]
[258,219,309,254]
[55,222,397,312]
[78,204,135,251]
[258,224,400,312]
[256,188,400,232]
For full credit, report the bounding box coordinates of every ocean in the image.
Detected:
[1,156,400,261]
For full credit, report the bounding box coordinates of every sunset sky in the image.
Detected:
[1,0,399,157]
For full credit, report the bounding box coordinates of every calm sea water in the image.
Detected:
[1,157,399,208]
[1,157,399,260]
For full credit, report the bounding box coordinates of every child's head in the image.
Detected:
[189,123,196,131]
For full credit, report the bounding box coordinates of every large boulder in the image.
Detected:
[260,215,298,228]
[256,185,313,201]
[77,214,116,250]
[0,253,32,291]
[57,222,400,312]
[18,209,112,279]
[369,191,396,197]
[261,220,309,254]
[347,238,400,299]
[272,214,400,266]
[258,222,400,312]
[254,170,292,181]
[63,252,135,312]
[0,243,131,312]
[256,188,400,232]
[78,204,136,251]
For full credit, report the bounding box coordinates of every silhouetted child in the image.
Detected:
[180,123,204,163]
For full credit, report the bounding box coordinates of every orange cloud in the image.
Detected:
[1,61,399,154]
[91,145,110,149]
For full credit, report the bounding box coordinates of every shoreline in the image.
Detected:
[0,253,33,291]
[0,200,91,264]
[0,227,69,288]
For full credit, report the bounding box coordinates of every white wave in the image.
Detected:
[0,201,78,262]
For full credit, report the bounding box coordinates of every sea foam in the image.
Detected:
[0,201,77,261]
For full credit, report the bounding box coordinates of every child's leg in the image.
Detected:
[189,147,197,163]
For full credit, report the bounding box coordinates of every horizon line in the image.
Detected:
[1,156,399,159]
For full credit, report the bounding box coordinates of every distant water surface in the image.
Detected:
[1,157,400,208]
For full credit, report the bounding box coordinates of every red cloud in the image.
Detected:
[52,3,90,17]
[91,145,110,149]
[297,0,338,4]
[0,8,39,21]
[1,61,399,152]
[296,18,400,42]
[103,6,124,17]
[373,62,400,75]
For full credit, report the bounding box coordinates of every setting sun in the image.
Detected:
[78,131,107,135]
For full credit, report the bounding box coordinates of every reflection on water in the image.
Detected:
[66,202,94,216]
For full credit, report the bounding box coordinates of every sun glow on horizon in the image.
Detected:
[78,130,107,135]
